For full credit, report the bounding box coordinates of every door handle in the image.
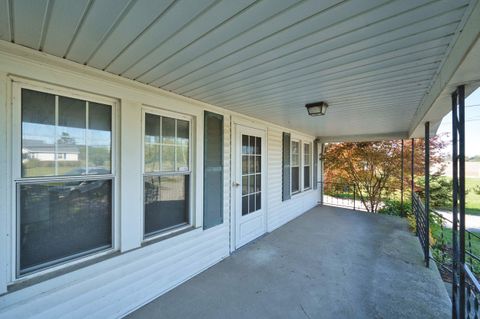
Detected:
[232,181,240,187]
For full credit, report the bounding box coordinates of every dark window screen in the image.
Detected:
[18,179,112,275]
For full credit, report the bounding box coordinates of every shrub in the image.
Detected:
[416,175,453,208]
[378,199,412,217]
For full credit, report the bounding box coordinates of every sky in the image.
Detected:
[437,87,480,158]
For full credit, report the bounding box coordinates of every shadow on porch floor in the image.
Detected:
[127,205,450,319]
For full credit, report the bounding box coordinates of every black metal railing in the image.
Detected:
[464,264,480,319]
[413,193,429,266]
[427,209,480,318]
[320,181,404,214]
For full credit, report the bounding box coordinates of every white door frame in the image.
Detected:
[230,118,268,251]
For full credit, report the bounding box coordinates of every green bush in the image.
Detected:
[416,175,453,208]
[378,199,412,217]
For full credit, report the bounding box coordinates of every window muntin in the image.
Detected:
[291,140,300,194]
[21,89,112,177]
[241,134,262,216]
[143,111,191,238]
[304,143,311,189]
[17,87,114,277]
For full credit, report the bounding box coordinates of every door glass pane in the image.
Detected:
[242,135,248,154]
[21,89,56,177]
[255,137,261,154]
[241,134,262,216]
[256,193,261,210]
[242,176,248,195]
[255,156,261,173]
[249,156,255,174]
[249,136,255,154]
[249,194,255,213]
[88,102,111,173]
[18,179,112,275]
[144,175,189,236]
[242,155,248,175]
[242,196,248,215]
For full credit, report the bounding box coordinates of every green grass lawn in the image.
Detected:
[466,178,480,215]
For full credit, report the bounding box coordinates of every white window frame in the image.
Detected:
[303,142,312,190]
[141,106,194,242]
[290,139,301,195]
[9,79,119,283]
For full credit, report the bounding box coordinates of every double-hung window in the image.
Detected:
[143,110,191,238]
[303,143,312,189]
[291,140,300,194]
[16,86,114,277]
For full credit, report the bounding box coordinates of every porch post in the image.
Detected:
[320,143,325,206]
[411,138,416,236]
[401,139,404,217]
[451,85,466,319]
[459,85,466,319]
[424,122,430,268]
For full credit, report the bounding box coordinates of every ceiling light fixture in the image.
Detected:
[305,101,328,116]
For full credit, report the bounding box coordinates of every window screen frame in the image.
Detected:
[10,80,118,282]
[141,107,194,241]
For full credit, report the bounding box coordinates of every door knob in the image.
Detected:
[233,181,240,187]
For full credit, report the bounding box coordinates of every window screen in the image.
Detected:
[203,111,224,229]
[144,112,191,237]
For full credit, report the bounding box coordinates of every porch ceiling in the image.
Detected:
[0,0,478,140]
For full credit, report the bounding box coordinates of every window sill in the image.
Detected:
[142,225,195,247]
[6,250,120,295]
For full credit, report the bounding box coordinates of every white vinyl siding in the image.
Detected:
[0,46,318,318]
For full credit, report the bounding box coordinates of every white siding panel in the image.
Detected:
[0,226,229,319]
[266,129,319,232]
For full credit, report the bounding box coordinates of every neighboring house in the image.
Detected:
[22,139,80,162]
[0,1,478,318]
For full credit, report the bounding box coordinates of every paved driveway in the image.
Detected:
[127,206,450,319]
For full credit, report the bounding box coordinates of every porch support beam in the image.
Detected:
[424,122,430,268]
[452,84,466,319]
[401,139,404,217]
[411,138,416,236]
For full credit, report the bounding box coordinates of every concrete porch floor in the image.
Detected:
[127,206,450,319]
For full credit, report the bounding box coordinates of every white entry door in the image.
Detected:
[233,124,266,249]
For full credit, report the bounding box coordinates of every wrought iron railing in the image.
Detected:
[320,181,404,214]
[412,193,429,266]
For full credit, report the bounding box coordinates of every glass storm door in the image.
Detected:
[234,125,266,248]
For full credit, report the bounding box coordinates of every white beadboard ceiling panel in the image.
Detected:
[0,0,477,140]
